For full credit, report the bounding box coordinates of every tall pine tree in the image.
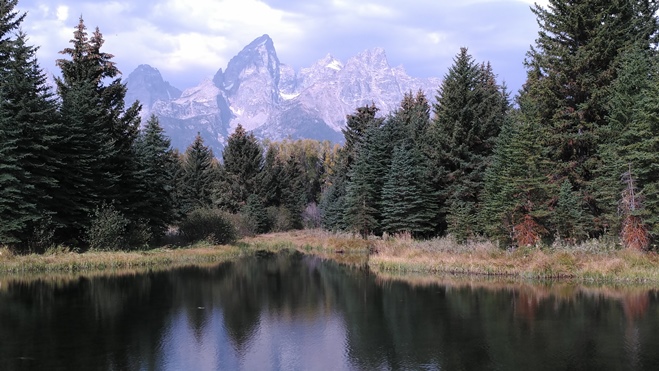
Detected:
[430,48,508,239]
[520,0,659,238]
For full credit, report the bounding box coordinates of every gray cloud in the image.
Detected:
[17,0,541,94]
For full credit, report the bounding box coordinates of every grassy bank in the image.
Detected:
[244,230,659,284]
[3,229,659,285]
[0,242,246,275]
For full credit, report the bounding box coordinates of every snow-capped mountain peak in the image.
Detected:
[126,35,440,155]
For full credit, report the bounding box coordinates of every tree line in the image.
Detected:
[322,0,659,250]
[1,0,658,251]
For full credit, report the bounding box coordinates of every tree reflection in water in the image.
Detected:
[1,251,658,370]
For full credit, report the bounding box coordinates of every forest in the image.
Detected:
[0,0,658,253]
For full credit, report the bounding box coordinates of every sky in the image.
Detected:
[16,0,550,95]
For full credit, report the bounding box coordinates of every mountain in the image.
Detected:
[126,35,440,155]
[124,65,182,120]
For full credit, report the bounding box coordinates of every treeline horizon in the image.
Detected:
[1,0,658,252]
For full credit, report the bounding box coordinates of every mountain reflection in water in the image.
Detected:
[1,250,658,370]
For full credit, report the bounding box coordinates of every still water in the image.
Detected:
[1,250,659,370]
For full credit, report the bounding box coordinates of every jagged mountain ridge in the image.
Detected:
[125,34,441,155]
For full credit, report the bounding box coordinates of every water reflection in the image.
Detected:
[1,251,659,370]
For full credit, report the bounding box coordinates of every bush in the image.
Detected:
[27,214,57,253]
[226,212,255,239]
[302,202,322,229]
[267,206,294,232]
[178,208,237,245]
[86,204,129,251]
[243,194,270,234]
[126,219,153,250]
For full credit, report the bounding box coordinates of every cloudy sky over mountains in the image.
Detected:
[18,0,549,94]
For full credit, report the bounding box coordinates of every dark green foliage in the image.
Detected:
[553,180,589,243]
[259,145,283,207]
[0,29,61,248]
[86,203,129,251]
[0,0,24,65]
[319,180,347,231]
[521,0,659,238]
[342,125,392,237]
[53,17,141,240]
[131,115,176,239]
[321,105,386,232]
[242,194,270,234]
[279,153,307,230]
[381,142,438,237]
[430,48,509,239]
[595,47,659,241]
[481,116,553,245]
[180,133,218,213]
[178,208,237,245]
[216,125,263,212]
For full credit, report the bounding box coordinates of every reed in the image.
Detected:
[0,243,245,275]
[243,230,659,284]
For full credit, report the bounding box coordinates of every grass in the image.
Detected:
[3,229,659,285]
[244,230,659,285]
[0,241,247,276]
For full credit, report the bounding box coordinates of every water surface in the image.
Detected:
[1,251,658,370]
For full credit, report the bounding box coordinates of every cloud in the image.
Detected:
[17,0,543,92]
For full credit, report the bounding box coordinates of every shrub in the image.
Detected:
[243,195,270,234]
[302,202,322,229]
[27,214,57,253]
[226,212,255,238]
[267,206,294,232]
[126,219,153,250]
[86,204,129,251]
[178,208,237,245]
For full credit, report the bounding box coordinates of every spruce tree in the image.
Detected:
[481,115,554,246]
[279,151,308,230]
[343,127,382,237]
[521,0,659,237]
[259,144,283,207]
[132,115,176,238]
[180,133,218,213]
[54,17,141,238]
[320,104,383,231]
[430,47,508,239]
[381,142,438,237]
[215,124,263,212]
[595,47,659,242]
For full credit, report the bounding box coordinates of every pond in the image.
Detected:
[1,250,658,370]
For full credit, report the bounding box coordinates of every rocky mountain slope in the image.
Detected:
[125,34,440,155]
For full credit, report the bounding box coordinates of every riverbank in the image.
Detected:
[0,242,246,275]
[3,229,659,284]
[242,230,659,284]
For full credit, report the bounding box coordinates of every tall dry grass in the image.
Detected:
[244,230,659,284]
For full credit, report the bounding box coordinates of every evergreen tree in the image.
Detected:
[279,151,308,230]
[215,124,263,212]
[430,47,508,239]
[243,194,270,234]
[553,179,589,243]
[0,0,24,69]
[259,144,283,207]
[320,105,383,230]
[595,47,659,241]
[343,128,382,237]
[521,0,659,237]
[54,17,141,238]
[481,115,554,246]
[132,115,176,238]
[341,104,383,170]
[381,142,438,237]
[0,32,61,248]
[180,134,218,213]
